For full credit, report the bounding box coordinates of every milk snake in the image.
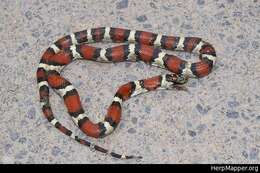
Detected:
[36,27,217,159]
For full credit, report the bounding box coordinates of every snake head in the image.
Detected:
[164,73,188,91]
[165,73,188,85]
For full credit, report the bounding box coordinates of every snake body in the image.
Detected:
[36,27,216,159]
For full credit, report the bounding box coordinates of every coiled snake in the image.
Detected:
[36,27,217,159]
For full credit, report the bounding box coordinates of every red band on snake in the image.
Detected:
[36,27,217,159]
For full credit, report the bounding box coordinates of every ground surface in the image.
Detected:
[0,0,259,164]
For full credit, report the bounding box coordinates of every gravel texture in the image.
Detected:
[0,0,259,164]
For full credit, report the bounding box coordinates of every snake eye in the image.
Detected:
[176,74,188,84]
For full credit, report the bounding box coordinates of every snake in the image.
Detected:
[36,27,217,159]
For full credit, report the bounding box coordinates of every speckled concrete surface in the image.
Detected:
[0,0,259,164]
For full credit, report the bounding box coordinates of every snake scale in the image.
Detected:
[36,27,217,159]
